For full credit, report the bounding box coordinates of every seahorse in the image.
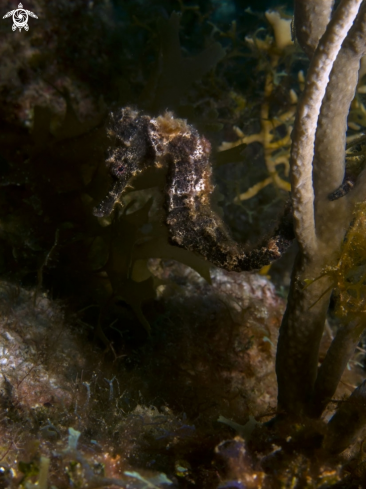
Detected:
[95,107,293,272]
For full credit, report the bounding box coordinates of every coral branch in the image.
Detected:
[290,0,363,258]
[276,0,365,417]
[294,0,335,57]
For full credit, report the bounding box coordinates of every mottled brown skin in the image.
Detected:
[96,107,293,272]
[94,109,155,217]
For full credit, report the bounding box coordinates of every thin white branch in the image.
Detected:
[294,0,335,57]
[290,0,363,258]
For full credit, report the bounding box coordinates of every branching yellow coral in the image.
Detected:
[218,10,296,203]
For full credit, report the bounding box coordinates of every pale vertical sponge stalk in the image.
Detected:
[276,0,364,416]
[294,0,335,57]
[291,0,363,259]
[310,2,366,417]
[313,1,366,241]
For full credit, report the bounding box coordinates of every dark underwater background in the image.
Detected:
[1,1,346,488]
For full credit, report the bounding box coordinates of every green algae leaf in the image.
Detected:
[142,12,226,111]
[134,236,211,284]
[124,470,173,488]
[214,144,248,167]
[106,200,153,280]
[53,91,105,141]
